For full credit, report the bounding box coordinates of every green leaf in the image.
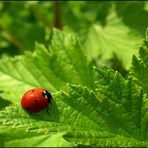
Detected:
[0,29,95,103]
[85,4,144,70]
[95,67,146,137]
[131,29,148,94]
[64,2,147,69]
[49,29,95,89]
[0,82,146,147]
[0,2,148,147]
[0,97,11,110]
[130,30,148,139]
[61,84,144,146]
[0,126,71,147]
[85,23,141,69]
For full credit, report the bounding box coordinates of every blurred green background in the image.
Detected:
[0,1,148,72]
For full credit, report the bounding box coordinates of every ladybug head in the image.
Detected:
[42,90,52,103]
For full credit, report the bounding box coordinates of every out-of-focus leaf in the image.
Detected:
[63,2,148,69]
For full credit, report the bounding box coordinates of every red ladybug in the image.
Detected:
[21,88,52,112]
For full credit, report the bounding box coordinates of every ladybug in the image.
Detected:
[21,88,52,113]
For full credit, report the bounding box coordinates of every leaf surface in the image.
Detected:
[0,29,95,103]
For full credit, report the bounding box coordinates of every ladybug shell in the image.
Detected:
[21,88,52,112]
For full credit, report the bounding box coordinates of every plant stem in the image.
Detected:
[54,1,62,29]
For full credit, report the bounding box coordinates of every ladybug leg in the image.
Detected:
[46,108,50,117]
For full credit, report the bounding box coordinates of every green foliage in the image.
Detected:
[0,29,95,103]
[131,29,148,94]
[0,1,148,147]
[0,2,147,70]
[0,126,71,147]
[0,97,10,110]
[63,2,148,69]
[0,28,148,147]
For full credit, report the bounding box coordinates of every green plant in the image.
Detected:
[0,28,147,147]
[0,2,148,147]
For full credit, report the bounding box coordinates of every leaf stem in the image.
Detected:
[54,1,62,29]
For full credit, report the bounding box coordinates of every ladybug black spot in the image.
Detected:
[32,89,35,92]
